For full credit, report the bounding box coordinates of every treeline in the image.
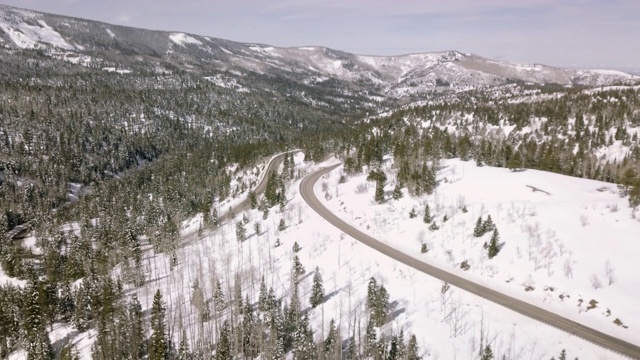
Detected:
[330,87,640,206]
[0,254,423,360]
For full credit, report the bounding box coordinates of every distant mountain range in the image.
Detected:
[1,3,638,100]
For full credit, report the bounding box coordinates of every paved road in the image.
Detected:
[300,164,640,359]
[218,149,299,223]
[181,150,299,247]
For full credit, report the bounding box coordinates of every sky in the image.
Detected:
[3,0,640,70]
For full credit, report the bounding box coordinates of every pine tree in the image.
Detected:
[366,277,378,311]
[488,228,500,259]
[292,241,301,253]
[397,330,407,359]
[58,281,75,323]
[409,208,417,218]
[407,334,421,360]
[423,204,432,224]
[364,320,377,357]
[254,221,261,235]
[293,255,306,279]
[481,344,494,360]
[388,335,399,360]
[258,276,268,313]
[629,178,640,208]
[278,218,286,231]
[236,221,246,242]
[242,298,257,357]
[249,190,258,209]
[214,279,225,311]
[234,273,243,314]
[375,181,385,203]
[559,349,567,360]
[373,285,389,327]
[211,207,219,227]
[127,294,144,359]
[177,330,190,360]
[310,266,325,308]
[150,290,168,360]
[59,344,80,360]
[392,183,403,200]
[23,279,54,360]
[473,216,484,237]
[323,319,337,354]
[293,314,314,360]
[216,320,232,360]
[265,171,278,207]
[482,215,494,233]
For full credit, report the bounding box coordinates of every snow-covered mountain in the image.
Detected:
[1,4,638,100]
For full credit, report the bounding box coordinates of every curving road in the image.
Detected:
[300,164,640,359]
[218,149,299,223]
[180,150,299,247]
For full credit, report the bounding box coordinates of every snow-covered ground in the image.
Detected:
[6,155,634,359]
[317,157,640,352]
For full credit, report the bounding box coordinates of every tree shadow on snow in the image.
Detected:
[386,300,406,323]
[322,288,341,303]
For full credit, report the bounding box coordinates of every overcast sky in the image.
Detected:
[4,0,639,70]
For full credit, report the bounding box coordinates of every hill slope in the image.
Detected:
[1,4,638,100]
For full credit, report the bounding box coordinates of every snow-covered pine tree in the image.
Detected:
[258,276,268,313]
[375,181,385,203]
[488,228,500,259]
[235,221,246,242]
[177,330,190,360]
[249,190,257,209]
[292,314,314,359]
[423,204,432,224]
[242,298,258,357]
[373,285,389,327]
[481,344,494,360]
[215,320,232,360]
[150,290,168,360]
[482,215,494,234]
[323,318,339,357]
[392,183,403,200]
[364,320,377,357]
[310,266,325,308]
[127,294,145,359]
[407,334,421,360]
[366,277,378,311]
[473,216,484,237]
[214,279,225,311]
[23,278,54,360]
[293,255,306,279]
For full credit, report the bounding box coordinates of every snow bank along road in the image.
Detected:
[300,164,640,359]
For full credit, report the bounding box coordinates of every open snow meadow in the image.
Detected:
[7,153,637,359]
[318,157,640,358]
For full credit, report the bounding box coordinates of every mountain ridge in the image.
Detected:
[1,3,639,98]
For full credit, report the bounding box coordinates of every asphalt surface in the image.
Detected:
[300,164,640,359]
[218,150,299,223]
[181,150,298,247]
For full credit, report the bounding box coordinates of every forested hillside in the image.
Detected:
[1,4,640,360]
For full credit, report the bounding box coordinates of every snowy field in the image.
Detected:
[6,154,635,359]
[318,157,640,353]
